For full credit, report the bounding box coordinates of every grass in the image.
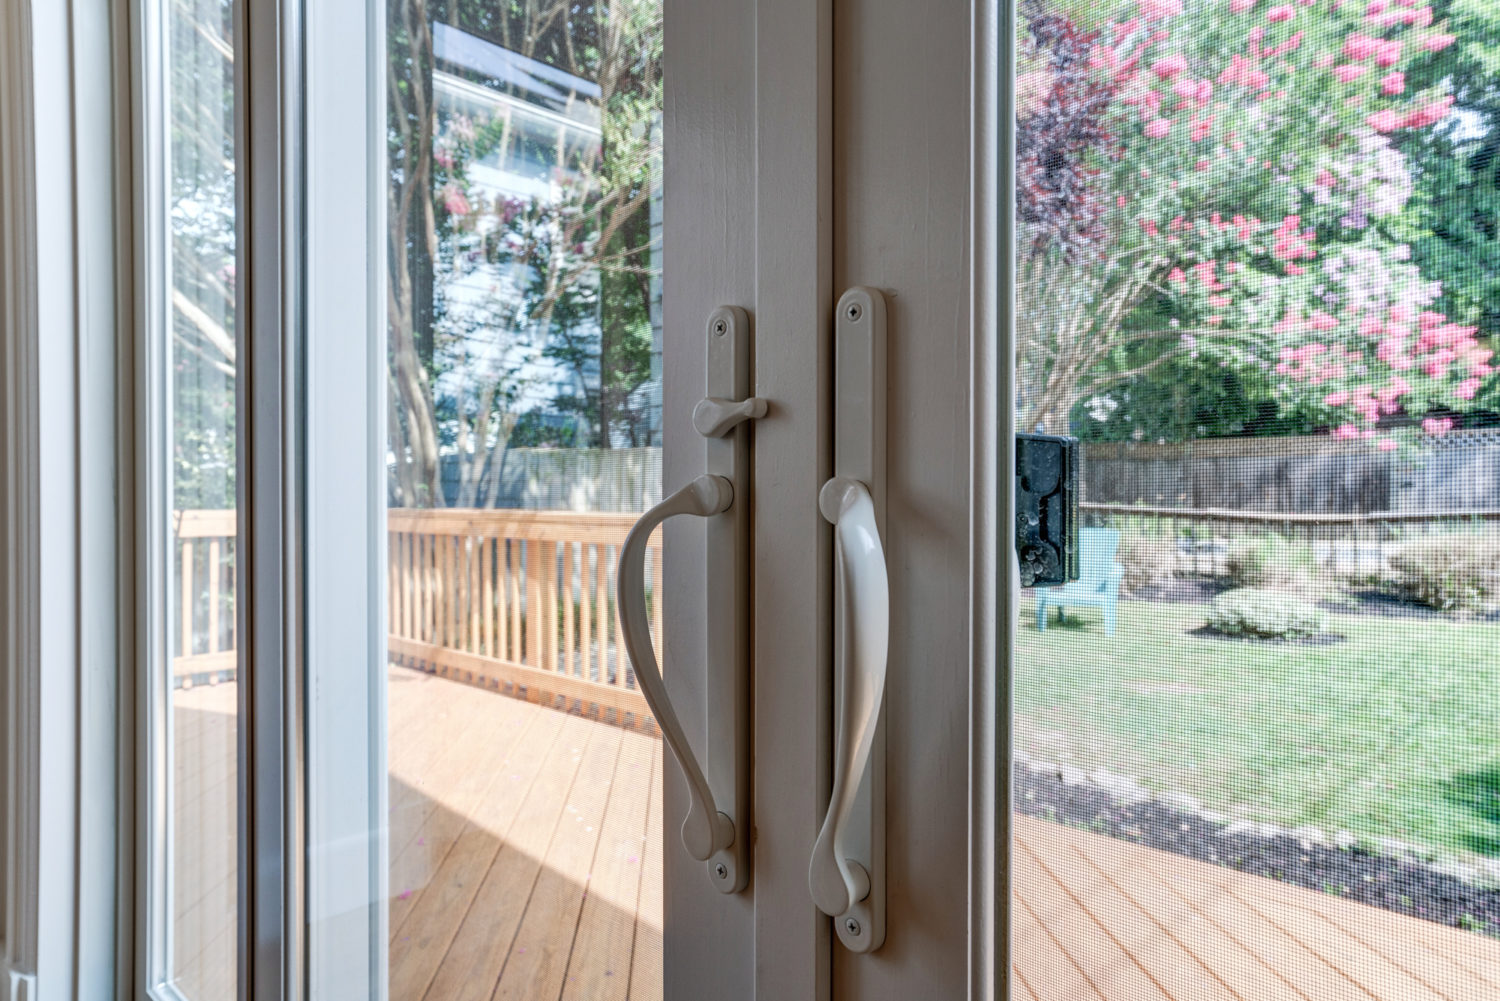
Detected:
[1017,598,1500,865]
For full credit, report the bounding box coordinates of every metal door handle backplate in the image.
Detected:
[618,306,760,893]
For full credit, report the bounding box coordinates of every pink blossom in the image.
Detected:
[1376,377,1411,403]
[1456,378,1481,401]
[1389,304,1414,323]
[1332,63,1369,82]
[441,184,471,216]
[1379,438,1399,451]
[1412,6,1433,26]
[1365,0,1387,12]
[1309,311,1339,331]
[1144,118,1173,139]
[1168,267,1187,284]
[1366,109,1401,132]
[1315,169,1338,187]
[1334,424,1361,440]
[1343,33,1381,60]
[1421,33,1455,52]
[1421,417,1453,435]
[1266,4,1295,20]
[1323,390,1350,406]
[1374,40,1402,67]
[1152,54,1189,79]
[1209,294,1233,307]
[1404,96,1454,129]
[1230,0,1257,11]
[1380,71,1405,95]
[1139,0,1184,19]
[1377,337,1407,365]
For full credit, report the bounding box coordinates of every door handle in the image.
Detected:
[617,306,758,894]
[808,287,888,952]
[808,477,888,945]
[619,474,735,861]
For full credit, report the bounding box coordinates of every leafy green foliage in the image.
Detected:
[1207,587,1327,638]
[1386,536,1500,611]
[1223,536,1317,591]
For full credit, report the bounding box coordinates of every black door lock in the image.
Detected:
[1016,433,1079,588]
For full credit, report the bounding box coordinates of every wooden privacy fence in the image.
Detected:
[1080,501,1500,577]
[172,509,663,729]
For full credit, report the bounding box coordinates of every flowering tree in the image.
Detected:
[1018,0,1492,444]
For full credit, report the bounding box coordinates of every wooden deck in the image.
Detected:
[173,669,1500,999]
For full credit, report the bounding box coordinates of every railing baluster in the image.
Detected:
[181,539,194,661]
[596,544,609,684]
[480,533,493,658]
[468,532,480,654]
[543,541,559,675]
[525,539,543,669]
[416,534,427,643]
[603,540,621,690]
[509,538,522,663]
[208,537,221,657]
[562,542,575,678]
[580,543,595,681]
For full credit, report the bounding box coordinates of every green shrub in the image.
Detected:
[1223,536,1315,592]
[1206,588,1326,640]
[1386,537,1500,613]
[1117,533,1177,596]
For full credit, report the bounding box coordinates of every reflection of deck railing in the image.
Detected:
[173,509,663,728]
[174,508,238,680]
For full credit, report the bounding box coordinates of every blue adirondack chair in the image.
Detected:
[1036,527,1125,636]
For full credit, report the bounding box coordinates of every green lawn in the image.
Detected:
[1016,598,1500,864]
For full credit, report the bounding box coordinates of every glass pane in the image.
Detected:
[383,4,664,997]
[162,0,238,996]
[1012,1,1500,997]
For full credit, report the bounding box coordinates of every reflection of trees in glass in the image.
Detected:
[171,0,237,509]
[388,0,663,508]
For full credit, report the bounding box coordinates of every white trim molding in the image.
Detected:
[2,1,127,998]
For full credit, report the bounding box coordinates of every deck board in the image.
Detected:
[171,670,1500,999]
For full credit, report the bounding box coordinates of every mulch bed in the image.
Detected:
[1013,760,1500,939]
[1187,624,1347,645]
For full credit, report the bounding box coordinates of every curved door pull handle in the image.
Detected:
[617,306,757,894]
[619,475,734,866]
[808,479,888,938]
[809,286,888,952]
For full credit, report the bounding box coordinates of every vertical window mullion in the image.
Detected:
[236,0,304,998]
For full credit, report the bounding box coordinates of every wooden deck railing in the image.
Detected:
[387,508,661,725]
[174,508,237,680]
[172,509,662,727]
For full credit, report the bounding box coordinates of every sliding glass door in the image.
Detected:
[137,1,783,997]
[141,1,240,995]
